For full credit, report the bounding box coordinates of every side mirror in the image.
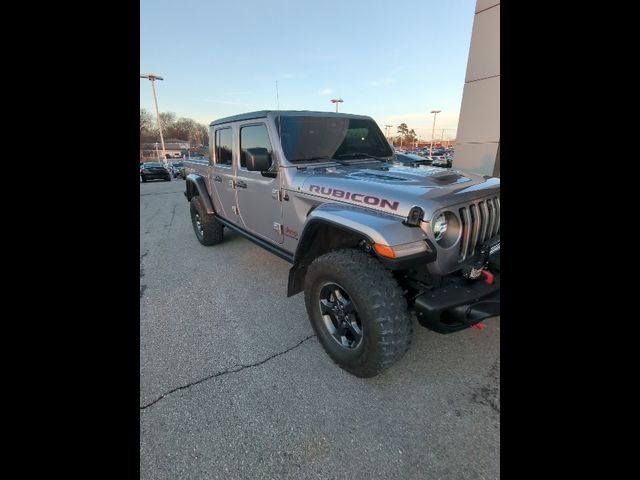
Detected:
[244,148,272,171]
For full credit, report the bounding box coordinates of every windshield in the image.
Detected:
[276,115,393,162]
[144,162,164,167]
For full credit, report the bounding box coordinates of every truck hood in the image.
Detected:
[298,164,500,219]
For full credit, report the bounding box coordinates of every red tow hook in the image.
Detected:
[480,269,494,285]
[472,322,485,330]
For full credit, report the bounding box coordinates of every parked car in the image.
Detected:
[392,152,433,167]
[140,162,171,182]
[431,156,452,168]
[170,161,184,178]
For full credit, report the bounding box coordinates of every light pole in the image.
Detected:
[429,109,441,156]
[331,98,344,112]
[141,73,167,166]
[384,124,393,142]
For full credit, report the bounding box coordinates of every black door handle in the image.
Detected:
[214,175,222,182]
[235,180,247,189]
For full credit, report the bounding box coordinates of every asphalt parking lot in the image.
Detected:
[140,178,500,480]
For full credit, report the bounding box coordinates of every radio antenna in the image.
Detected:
[276,80,282,140]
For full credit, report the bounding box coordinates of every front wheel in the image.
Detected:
[190,196,223,246]
[304,248,411,377]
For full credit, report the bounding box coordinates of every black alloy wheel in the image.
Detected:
[318,283,363,349]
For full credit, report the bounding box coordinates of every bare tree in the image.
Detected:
[140,108,153,134]
[164,118,209,146]
[139,110,209,155]
[158,112,176,132]
[166,118,197,142]
[193,123,208,146]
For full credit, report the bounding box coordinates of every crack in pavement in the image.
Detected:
[140,252,148,298]
[140,334,316,411]
[165,204,177,229]
[140,191,183,197]
[140,251,148,272]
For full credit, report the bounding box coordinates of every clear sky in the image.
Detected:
[140,0,476,141]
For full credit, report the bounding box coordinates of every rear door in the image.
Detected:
[234,122,283,244]
[210,126,239,222]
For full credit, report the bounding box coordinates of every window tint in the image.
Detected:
[276,116,393,162]
[215,128,232,165]
[240,124,272,169]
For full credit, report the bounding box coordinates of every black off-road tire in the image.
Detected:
[304,248,411,377]
[190,196,223,246]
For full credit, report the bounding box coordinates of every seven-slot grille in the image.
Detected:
[458,196,500,262]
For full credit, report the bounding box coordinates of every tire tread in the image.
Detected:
[305,248,411,377]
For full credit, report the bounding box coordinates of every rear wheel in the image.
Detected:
[304,248,411,377]
[190,196,223,246]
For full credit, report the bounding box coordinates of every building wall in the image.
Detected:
[454,0,500,177]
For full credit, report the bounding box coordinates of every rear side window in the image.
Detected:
[215,128,232,166]
[240,124,272,169]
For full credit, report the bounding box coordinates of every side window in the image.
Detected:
[240,124,273,169]
[215,128,232,166]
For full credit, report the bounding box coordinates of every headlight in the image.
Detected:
[431,211,461,248]
[433,214,448,242]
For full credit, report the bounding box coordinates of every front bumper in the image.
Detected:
[142,171,170,179]
[413,270,500,333]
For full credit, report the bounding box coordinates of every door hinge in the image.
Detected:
[273,222,283,233]
[272,188,282,201]
[232,206,239,215]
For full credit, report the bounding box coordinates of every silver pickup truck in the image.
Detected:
[183,110,500,377]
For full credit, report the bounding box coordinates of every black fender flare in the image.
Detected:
[287,218,373,297]
[287,213,436,297]
[184,174,215,215]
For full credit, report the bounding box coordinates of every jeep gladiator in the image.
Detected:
[183,111,500,377]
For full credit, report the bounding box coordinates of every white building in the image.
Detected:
[454,0,500,177]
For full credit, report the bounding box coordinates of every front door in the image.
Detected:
[235,122,283,244]
[210,126,239,222]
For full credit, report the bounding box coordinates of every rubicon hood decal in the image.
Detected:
[309,185,399,211]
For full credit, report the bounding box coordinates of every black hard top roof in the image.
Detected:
[209,110,372,127]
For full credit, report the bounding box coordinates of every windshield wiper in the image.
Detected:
[334,153,387,161]
[292,156,351,165]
